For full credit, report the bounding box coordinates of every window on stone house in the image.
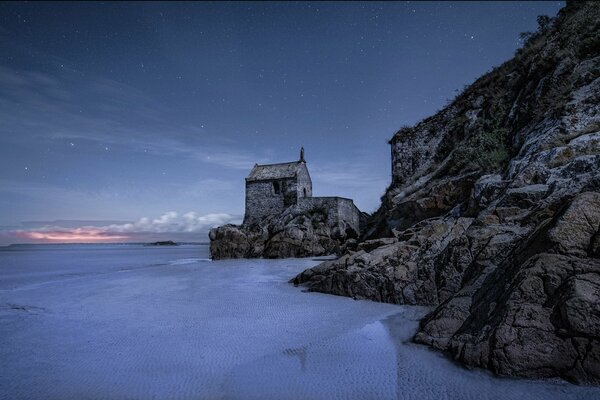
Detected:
[273,181,280,194]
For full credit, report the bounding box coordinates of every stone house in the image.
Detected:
[244,148,312,222]
[243,148,362,235]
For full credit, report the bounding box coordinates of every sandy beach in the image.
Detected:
[0,244,598,400]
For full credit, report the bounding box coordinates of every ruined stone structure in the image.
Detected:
[243,148,361,235]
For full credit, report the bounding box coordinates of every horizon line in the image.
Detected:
[0,241,210,247]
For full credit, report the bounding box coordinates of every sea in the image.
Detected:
[0,243,598,400]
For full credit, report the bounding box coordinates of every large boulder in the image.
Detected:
[208,224,252,259]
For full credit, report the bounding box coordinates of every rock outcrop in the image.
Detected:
[210,203,361,259]
[293,2,600,384]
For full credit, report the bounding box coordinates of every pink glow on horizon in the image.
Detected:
[15,228,130,243]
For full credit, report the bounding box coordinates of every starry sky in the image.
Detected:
[0,1,564,244]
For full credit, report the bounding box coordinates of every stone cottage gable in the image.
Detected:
[243,155,313,224]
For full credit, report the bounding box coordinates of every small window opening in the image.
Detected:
[303,188,307,197]
[273,181,280,194]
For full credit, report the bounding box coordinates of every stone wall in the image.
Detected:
[336,197,361,233]
[295,196,360,236]
[244,179,292,223]
[295,163,313,200]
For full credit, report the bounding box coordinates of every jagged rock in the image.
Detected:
[471,174,506,209]
[415,192,600,384]
[294,2,600,384]
[357,237,397,252]
[293,216,475,305]
[210,205,358,259]
[450,253,600,383]
[547,192,600,257]
[208,224,252,259]
[389,173,477,231]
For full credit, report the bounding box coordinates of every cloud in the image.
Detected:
[1,211,240,243]
[104,211,239,234]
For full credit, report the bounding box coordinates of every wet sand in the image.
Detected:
[0,244,598,400]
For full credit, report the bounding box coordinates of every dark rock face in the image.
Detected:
[293,2,600,384]
[209,205,359,259]
[415,192,600,383]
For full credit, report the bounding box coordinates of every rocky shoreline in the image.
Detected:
[208,1,600,384]
[293,2,600,385]
[210,204,362,259]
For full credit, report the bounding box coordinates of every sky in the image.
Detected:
[0,1,564,244]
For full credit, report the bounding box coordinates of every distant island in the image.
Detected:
[145,240,179,246]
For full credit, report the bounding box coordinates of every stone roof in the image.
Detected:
[246,161,303,181]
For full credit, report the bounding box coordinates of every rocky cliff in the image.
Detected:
[293,1,600,384]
